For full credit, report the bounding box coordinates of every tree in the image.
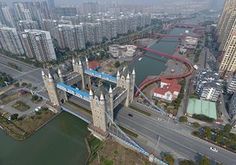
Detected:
[192,122,200,128]
[179,159,195,165]
[204,127,211,139]
[114,61,121,68]
[10,114,19,120]
[163,153,175,165]
[31,95,39,101]
[199,156,210,165]
[179,116,188,123]
[215,131,223,144]
[223,124,232,134]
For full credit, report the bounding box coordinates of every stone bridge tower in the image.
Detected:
[72,58,85,89]
[58,68,68,102]
[89,90,108,140]
[116,69,135,107]
[42,70,60,109]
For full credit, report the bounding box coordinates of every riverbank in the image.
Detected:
[88,137,151,165]
[0,108,57,141]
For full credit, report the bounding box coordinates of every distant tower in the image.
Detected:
[42,70,60,108]
[116,69,135,107]
[89,90,108,139]
[58,68,68,101]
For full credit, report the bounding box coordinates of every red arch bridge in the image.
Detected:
[134,47,194,97]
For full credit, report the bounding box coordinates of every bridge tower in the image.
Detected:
[58,68,68,101]
[89,90,108,140]
[72,58,85,90]
[42,70,60,109]
[85,57,92,88]
[108,86,114,124]
[130,69,135,103]
[116,69,135,107]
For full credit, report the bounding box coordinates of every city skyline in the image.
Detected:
[0,0,236,165]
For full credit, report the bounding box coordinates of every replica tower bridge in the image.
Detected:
[41,58,169,164]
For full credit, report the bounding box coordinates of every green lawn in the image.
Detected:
[12,101,30,112]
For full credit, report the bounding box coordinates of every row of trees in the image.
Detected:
[162,152,221,165]
[0,72,14,87]
[193,124,236,152]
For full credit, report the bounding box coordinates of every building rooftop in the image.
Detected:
[154,79,181,95]
[187,98,217,119]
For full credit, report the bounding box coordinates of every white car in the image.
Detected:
[210,147,218,152]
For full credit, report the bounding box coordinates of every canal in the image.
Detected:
[131,27,189,84]
[0,27,188,165]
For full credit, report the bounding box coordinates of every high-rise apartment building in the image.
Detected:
[217,0,236,77]
[217,0,236,50]
[0,27,24,55]
[53,24,85,51]
[83,23,102,45]
[16,20,39,32]
[13,1,51,22]
[20,29,56,62]
[219,28,236,77]
[0,6,15,27]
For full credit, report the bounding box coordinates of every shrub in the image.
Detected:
[179,116,188,123]
[192,114,214,123]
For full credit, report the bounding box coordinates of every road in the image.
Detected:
[0,55,44,87]
[116,108,236,165]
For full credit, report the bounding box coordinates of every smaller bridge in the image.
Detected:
[57,82,90,102]
[174,23,200,28]
[135,47,194,97]
[84,69,117,84]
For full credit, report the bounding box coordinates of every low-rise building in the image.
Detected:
[184,36,198,49]
[227,75,236,94]
[195,70,223,102]
[229,93,236,118]
[109,44,137,58]
[187,98,217,120]
[153,78,181,102]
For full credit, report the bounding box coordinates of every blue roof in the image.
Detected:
[57,82,90,102]
[85,69,117,83]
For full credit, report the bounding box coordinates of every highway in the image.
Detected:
[116,108,236,165]
[0,55,44,86]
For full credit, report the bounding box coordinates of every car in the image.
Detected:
[128,113,133,117]
[210,147,218,152]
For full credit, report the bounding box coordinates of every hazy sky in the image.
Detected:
[2,0,224,8]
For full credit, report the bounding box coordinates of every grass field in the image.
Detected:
[12,101,30,112]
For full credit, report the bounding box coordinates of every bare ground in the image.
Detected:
[90,139,152,165]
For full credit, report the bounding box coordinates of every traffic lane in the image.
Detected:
[0,60,43,86]
[121,109,236,164]
[117,110,236,165]
[121,107,194,134]
[117,114,197,156]
[0,54,35,72]
[0,63,20,77]
[117,114,235,165]
[117,115,197,160]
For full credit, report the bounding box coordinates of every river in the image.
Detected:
[131,27,189,84]
[0,27,188,165]
[0,112,89,165]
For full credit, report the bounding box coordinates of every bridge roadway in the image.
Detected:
[62,96,236,164]
[116,108,236,165]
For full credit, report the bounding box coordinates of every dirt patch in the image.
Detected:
[89,138,151,165]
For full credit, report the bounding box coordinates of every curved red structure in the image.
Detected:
[135,47,194,97]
